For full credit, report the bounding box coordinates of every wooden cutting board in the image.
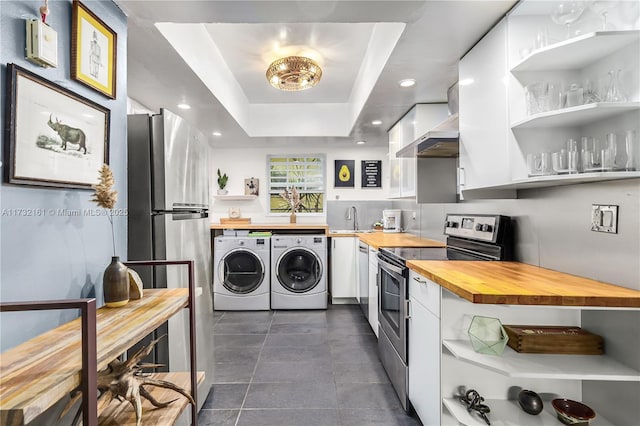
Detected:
[220,217,251,224]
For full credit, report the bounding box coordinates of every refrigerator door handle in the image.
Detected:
[153,210,208,220]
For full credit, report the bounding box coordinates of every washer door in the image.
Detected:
[276,248,322,293]
[219,248,265,294]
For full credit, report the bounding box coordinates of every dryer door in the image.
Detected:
[220,248,265,294]
[276,248,322,293]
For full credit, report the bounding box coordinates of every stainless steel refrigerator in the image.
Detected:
[127,109,214,412]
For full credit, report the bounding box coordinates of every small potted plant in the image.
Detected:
[217,169,228,195]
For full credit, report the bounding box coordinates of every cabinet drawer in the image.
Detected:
[409,270,440,318]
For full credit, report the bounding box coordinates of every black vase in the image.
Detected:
[103,256,129,308]
[518,389,544,415]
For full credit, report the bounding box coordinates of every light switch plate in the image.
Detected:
[591,204,618,234]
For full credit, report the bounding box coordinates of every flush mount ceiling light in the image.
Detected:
[177,103,191,110]
[212,131,222,136]
[266,56,323,91]
[371,120,383,126]
[398,78,416,88]
[356,140,366,145]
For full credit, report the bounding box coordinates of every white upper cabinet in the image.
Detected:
[388,104,449,198]
[459,17,513,191]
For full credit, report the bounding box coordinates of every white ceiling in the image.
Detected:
[206,23,376,104]
[116,0,517,147]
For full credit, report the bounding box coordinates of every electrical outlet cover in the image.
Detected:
[591,205,618,234]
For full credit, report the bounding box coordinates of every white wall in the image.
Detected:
[210,144,389,223]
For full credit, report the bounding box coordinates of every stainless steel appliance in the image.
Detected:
[378,213,511,412]
[127,109,215,410]
[358,241,369,318]
[382,209,402,233]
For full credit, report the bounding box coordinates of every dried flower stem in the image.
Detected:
[91,164,118,256]
[280,186,301,213]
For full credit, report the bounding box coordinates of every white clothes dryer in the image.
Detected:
[213,236,270,310]
[271,235,327,309]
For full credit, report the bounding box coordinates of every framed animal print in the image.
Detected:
[4,63,110,189]
[71,0,117,99]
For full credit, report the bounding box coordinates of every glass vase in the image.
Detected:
[103,256,129,307]
[289,212,296,224]
[605,69,627,103]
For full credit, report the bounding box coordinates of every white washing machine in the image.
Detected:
[213,236,270,310]
[271,235,327,309]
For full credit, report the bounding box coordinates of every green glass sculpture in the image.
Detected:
[468,315,509,356]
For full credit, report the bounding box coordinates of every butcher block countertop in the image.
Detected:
[407,260,640,308]
[211,223,329,232]
[356,232,445,250]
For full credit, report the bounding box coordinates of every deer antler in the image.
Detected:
[92,335,194,425]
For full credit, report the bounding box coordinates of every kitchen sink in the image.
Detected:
[329,229,375,234]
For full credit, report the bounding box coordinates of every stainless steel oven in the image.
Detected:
[377,214,512,413]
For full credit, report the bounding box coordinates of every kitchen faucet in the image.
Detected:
[347,206,359,231]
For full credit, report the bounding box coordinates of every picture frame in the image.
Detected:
[71,0,117,99]
[334,159,355,188]
[245,177,259,196]
[4,63,110,190]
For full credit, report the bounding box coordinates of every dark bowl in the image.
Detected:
[552,399,596,425]
[518,389,543,415]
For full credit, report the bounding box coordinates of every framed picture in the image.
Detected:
[4,63,110,189]
[334,159,355,188]
[361,160,382,188]
[245,178,259,196]
[71,0,117,99]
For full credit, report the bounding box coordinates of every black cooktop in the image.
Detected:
[379,247,447,264]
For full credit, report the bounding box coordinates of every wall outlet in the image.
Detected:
[591,205,618,234]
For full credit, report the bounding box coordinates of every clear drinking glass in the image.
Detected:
[567,138,579,172]
[625,130,637,171]
[603,133,617,170]
[550,2,587,39]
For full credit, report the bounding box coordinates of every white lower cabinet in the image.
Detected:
[368,247,378,336]
[330,237,357,301]
[408,271,441,426]
[407,266,637,426]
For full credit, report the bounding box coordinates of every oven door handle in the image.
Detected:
[379,259,404,276]
[405,299,411,320]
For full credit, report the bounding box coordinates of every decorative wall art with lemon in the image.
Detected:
[334,160,354,188]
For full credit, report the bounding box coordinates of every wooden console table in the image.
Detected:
[0,261,201,426]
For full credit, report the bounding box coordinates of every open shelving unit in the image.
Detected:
[443,339,640,381]
[511,30,640,73]
[442,398,614,426]
[212,194,257,201]
[506,14,640,190]
[511,102,640,129]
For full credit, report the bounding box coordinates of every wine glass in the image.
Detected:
[588,1,618,30]
[551,2,587,39]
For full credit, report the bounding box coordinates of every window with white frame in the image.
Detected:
[267,155,325,214]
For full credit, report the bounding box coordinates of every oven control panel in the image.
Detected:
[444,214,500,242]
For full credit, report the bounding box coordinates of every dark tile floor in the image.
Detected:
[198,305,421,426]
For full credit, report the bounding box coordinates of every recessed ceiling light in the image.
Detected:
[459,78,475,86]
[356,140,366,145]
[371,120,383,126]
[399,79,416,88]
[212,131,222,137]
[177,103,191,110]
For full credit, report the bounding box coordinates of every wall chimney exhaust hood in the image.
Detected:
[396,113,459,158]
